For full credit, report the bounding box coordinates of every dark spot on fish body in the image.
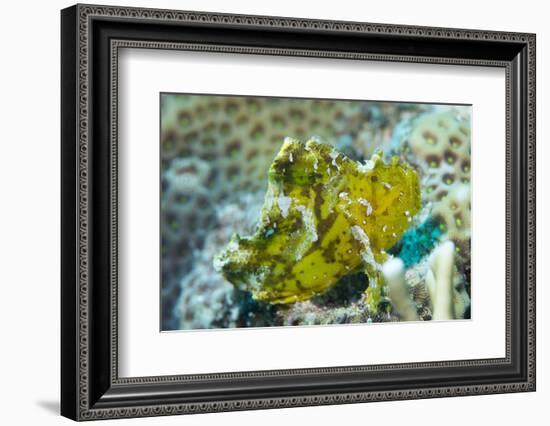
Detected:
[322,239,339,263]
[312,183,324,220]
[287,219,304,236]
[271,280,288,292]
[295,280,306,291]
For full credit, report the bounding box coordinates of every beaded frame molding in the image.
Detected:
[61,3,536,421]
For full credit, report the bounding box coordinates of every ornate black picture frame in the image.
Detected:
[61,3,536,421]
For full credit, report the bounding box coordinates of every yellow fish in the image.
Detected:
[214,137,420,311]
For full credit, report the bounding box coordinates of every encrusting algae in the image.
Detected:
[214,137,421,312]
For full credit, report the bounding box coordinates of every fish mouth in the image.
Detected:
[213,237,263,291]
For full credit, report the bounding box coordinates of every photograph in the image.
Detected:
[160,94,472,331]
[56,2,536,421]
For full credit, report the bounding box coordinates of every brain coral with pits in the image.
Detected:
[161,95,363,198]
[390,109,471,260]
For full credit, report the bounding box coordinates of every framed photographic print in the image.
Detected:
[61,3,536,421]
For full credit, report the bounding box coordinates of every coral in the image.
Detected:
[161,157,214,255]
[353,102,428,160]
[214,137,420,306]
[388,217,443,268]
[390,108,471,255]
[161,94,365,198]
[161,157,217,328]
[431,183,470,260]
[176,260,238,330]
[279,299,372,326]
[396,109,470,175]
[175,192,265,330]
[426,240,470,320]
[425,241,455,320]
[383,258,418,322]
[379,240,470,322]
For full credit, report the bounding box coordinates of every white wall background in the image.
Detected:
[0,0,545,424]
